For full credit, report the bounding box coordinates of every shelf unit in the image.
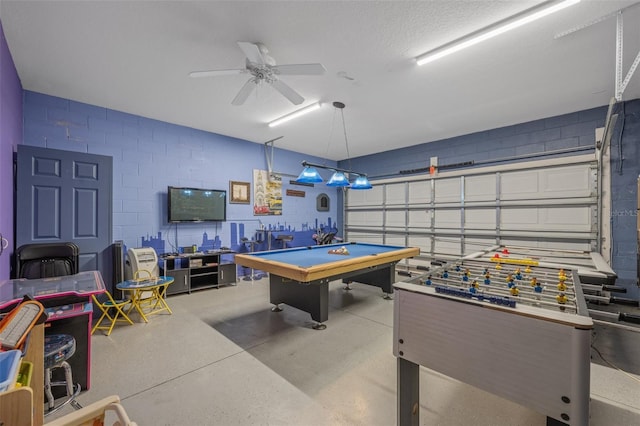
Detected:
[161,251,236,295]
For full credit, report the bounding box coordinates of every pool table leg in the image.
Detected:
[269,275,329,327]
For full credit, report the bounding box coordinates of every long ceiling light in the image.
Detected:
[416,0,581,66]
[268,102,322,127]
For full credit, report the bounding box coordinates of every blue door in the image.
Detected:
[15,146,113,283]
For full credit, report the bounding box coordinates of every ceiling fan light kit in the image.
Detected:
[190,41,325,106]
[415,0,581,66]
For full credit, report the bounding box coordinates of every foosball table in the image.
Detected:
[394,257,592,426]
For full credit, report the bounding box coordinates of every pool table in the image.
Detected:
[234,242,419,329]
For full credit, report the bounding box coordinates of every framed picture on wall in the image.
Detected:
[230,181,250,204]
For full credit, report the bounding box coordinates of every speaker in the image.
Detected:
[112,240,125,298]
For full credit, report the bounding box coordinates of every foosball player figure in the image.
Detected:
[424,275,432,286]
[533,282,544,293]
[530,277,538,287]
[495,263,502,270]
[443,270,449,279]
[558,269,567,281]
[455,265,461,272]
[484,273,491,285]
[514,268,522,280]
[557,281,567,292]
[524,265,532,274]
[509,285,519,296]
[462,269,470,282]
[556,292,568,305]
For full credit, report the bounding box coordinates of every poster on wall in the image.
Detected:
[253,169,282,215]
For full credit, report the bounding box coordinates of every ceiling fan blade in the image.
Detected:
[270,79,304,105]
[272,63,326,76]
[237,41,265,65]
[189,69,246,78]
[232,78,257,105]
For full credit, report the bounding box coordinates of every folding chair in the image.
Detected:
[91,291,134,336]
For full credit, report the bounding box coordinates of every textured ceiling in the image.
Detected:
[1,1,639,161]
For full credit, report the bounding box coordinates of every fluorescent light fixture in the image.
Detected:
[268,102,322,127]
[416,0,580,66]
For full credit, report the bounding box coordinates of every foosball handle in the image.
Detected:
[618,312,640,324]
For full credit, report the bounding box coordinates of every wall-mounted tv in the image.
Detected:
[168,186,227,223]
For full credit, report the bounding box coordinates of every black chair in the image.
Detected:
[15,242,79,279]
[14,242,82,415]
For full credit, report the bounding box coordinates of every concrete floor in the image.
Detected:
[52,277,640,425]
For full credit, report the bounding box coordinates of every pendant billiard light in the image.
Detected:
[296,101,372,190]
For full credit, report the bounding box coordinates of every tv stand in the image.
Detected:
[161,250,236,295]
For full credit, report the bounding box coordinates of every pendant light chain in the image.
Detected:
[324,107,338,164]
[339,106,351,171]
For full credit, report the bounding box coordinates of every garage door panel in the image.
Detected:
[347,211,383,226]
[385,183,406,205]
[465,175,496,202]
[501,164,593,200]
[501,207,591,232]
[435,210,460,227]
[408,181,431,204]
[465,209,496,230]
[408,210,430,228]
[434,178,461,203]
[386,210,406,227]
[348,185,384,207]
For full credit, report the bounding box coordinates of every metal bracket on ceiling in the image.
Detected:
[263,136,297,181]
[554,2,640,102]
[615,12,640,101]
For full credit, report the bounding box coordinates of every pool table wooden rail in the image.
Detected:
[234,246,420,283]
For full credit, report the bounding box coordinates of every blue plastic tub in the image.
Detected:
[0,350,22,391]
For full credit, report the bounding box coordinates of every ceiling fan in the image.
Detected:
[189,41,326,106]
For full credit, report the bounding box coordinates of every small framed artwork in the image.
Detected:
[230,181,250,204]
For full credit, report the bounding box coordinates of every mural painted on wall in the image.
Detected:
[139,219,337,255]
[136,219,338,278]
[253,169,282,216]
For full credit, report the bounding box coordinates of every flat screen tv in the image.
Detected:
[168,186,227,223]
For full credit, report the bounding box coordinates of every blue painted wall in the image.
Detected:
[0,21,22,280]
[22,91,339,261]
[15,88,640,297]
[340,100,640,298]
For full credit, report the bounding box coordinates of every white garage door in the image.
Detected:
[345,154,604,271]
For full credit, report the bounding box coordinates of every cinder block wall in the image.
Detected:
[22,91,338,253]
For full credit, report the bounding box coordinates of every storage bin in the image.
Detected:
[0,349,22,391]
